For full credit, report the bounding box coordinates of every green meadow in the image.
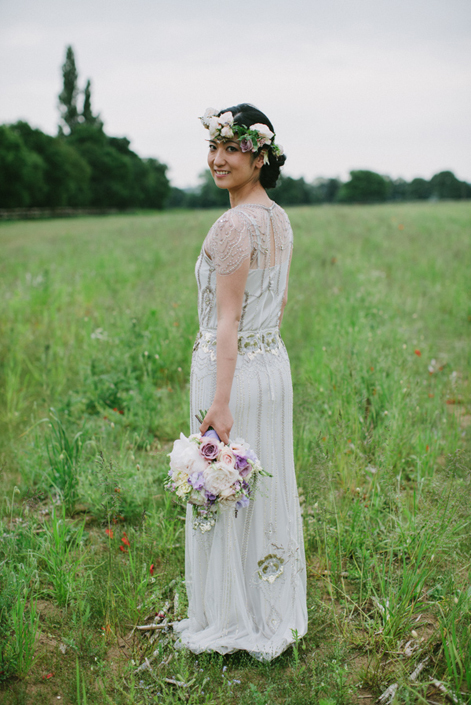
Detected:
[0,202,470,704]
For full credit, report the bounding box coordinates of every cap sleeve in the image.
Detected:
[205,209,253,276]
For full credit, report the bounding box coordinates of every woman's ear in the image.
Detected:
[254,151,265,169]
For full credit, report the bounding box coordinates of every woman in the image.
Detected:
[174,104,307,661]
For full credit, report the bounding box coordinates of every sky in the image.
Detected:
[1,0,470,188]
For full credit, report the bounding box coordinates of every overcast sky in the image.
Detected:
[1,0,470,188]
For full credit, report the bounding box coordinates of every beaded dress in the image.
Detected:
[174,202,307,660]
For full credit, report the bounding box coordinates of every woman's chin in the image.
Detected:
[213,179,230,190]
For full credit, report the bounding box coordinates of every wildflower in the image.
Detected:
[105,528,114,538]
[121,532,131,547]
[414,349,421,356]
[150,564,154,576]
[425,445,429,451]
[119,545,128,553]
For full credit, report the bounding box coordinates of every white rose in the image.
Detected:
[169,433,207,476]
[204,461,239,496]
[208,116,222,138]
[201,107,218,128]
[250,123,274,144]
[220,125,234,139]
[219,487,237,509]
[218,111,234,126]
[217,447,236,467]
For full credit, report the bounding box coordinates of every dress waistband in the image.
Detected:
[193,327,284,358]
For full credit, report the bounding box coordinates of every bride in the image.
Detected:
[174,104,307,660]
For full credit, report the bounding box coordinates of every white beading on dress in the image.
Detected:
[174,202,307,661]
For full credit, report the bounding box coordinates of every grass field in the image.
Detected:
[0,202,470,705]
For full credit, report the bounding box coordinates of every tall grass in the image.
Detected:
[0,203,469,703]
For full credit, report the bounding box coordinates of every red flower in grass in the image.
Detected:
[414,349,421,356]
[105,528,114,539]
[121,532,131,547]
[150,564,155,576]
[119,545,128,553]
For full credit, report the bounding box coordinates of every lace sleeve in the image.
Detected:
[205,210,253,276]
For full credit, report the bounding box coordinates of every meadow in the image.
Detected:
[0,202,470,705]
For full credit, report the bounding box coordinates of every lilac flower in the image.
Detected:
[189,472,205,491]
[236,495,250,510]
[234,453,249,470]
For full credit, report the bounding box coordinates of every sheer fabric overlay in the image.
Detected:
[174,203,308,661]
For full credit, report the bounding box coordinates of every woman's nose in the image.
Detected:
[213,145,226,165]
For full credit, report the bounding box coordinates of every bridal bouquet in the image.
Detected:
[165,413,270,533]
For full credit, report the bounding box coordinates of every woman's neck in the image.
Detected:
[228,181,272,209]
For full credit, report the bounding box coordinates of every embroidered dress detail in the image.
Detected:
[174,202,307,661]
[193,328,284,360]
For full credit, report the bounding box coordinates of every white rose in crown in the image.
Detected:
[208,116,222,139]
[218,111,234,126]
[204,461,239,496]
[169,433,207,475]
[201,107,218,128]
[220,125,234,139]
[250,123,274,146]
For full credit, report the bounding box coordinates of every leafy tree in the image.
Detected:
[0,125,46,207]
[58,46,80,134]
[196,170,230,208]
[269,175,315,205]
[67,125,134,208]
[11,121,90,207]
[430,171,465,200]
[408,177,431,200]
[337,170,388,203]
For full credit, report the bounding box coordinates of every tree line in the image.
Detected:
[0,46,470,212]
[168,168,471,210]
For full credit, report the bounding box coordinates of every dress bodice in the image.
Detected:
[195,202,293,333]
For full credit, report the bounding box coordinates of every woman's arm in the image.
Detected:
[200,258,250,444]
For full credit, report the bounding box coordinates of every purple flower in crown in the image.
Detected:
[240,137,253,153]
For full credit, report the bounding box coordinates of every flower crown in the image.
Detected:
[200,108,284,165]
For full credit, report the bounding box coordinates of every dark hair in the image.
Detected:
[218,103,286,189]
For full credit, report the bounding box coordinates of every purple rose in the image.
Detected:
[200,436,220,460]
[189,471,205,491]
[240,138,253,153]
[239,465,252,478]
[236,496,250,510]
[234,453,249,471]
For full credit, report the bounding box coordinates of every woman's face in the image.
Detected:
[207,139,263,190]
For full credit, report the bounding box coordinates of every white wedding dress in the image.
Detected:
[174,202,307,660]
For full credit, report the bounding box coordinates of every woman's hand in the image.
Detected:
[200,401,233,445]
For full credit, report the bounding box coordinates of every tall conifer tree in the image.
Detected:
[58,46,80,134]
[82,79,102,128]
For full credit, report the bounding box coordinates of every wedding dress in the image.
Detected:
[174,202,307,660]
